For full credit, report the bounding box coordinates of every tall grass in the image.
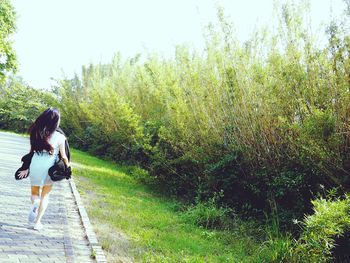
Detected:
[27,1,348,223]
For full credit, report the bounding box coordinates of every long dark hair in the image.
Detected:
[29,107,60,154]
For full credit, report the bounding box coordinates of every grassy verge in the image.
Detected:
[71,149,290,262]
[0,129,28,137]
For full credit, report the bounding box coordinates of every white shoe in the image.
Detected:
[28,200,39,224]
[33,222,43,231]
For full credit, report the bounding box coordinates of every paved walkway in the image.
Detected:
[0,131,96,263]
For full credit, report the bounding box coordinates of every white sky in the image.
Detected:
[11,0,346,89]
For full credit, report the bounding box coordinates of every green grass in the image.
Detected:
[71,149,289,262]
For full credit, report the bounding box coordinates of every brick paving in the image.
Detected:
[0,131,97,263]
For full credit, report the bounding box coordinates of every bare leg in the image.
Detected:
[30,186,40,204]
[28,186,41,224]
[34,184,53,225]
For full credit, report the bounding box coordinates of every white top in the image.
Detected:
[33,131,66,155]
[48,131,66,155]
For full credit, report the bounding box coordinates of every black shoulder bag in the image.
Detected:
[48,155,72,181]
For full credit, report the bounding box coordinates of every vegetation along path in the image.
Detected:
[0,131,102,263]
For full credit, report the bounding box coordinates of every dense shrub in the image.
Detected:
[292,194,350,262]
[50,1,350,223]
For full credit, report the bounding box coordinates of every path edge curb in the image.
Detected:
[68,178,108,263]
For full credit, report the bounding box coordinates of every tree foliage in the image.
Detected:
[0,77,57,132]
[0,0,17,83]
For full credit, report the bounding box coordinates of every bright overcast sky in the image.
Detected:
[12,0,346,89]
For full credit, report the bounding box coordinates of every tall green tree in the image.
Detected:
[0,0,17,83]
[0,76,57,132]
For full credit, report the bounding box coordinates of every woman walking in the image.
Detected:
[17,107,70,230]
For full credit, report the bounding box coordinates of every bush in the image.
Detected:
[127,165,156,185]
[53,2,350,224]
[292,194,350,262]
[182,192,234,229]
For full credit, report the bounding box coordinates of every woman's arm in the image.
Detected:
[59,141,70,167]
